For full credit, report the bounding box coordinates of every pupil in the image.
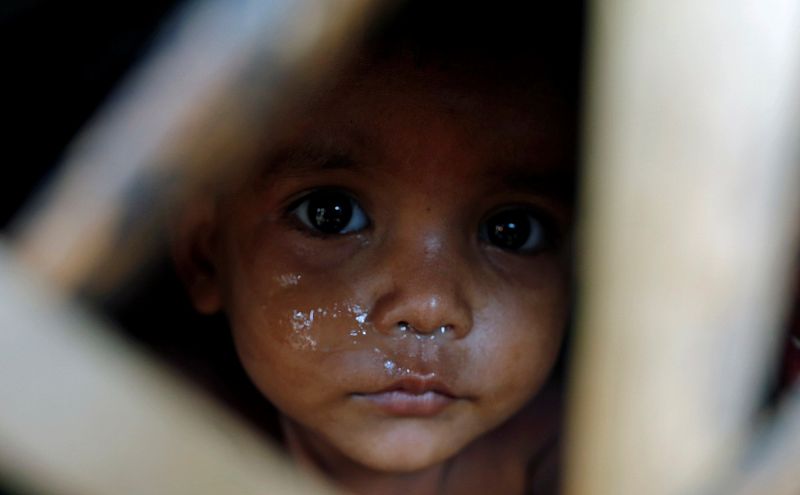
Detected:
[488,210,531,250]
[308,191,353,233]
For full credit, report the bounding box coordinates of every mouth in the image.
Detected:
[353,376,459,417]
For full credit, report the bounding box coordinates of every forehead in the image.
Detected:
[260,58,575,191]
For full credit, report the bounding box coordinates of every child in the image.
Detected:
[170,3,581,493]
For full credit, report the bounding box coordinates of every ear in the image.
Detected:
[168,194,223,314]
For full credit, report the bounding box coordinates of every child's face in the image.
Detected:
[181,59,573,472]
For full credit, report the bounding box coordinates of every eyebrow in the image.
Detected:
[258,142,575,202]
[259,143,364,181]
[257,123,380,182]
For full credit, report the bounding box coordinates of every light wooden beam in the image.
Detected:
[0,245,339,495]
[10,0,386,297]
[568,1,800,494]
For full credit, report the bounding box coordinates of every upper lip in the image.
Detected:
[373,376,456,398]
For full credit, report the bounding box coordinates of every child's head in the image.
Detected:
[173,2,578,475]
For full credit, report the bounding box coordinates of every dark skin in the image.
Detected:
[173,58,574,494]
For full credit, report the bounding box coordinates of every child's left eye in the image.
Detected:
[479,207,551,254]
[289,189,369,235]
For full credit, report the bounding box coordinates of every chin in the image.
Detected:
[341,422,470,473]
[360,448,445,473]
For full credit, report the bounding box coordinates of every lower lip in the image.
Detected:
[358,390,455,417]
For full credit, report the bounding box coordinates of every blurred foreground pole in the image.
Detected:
[0,246,340,495]
[568,1,800,495]
[10,0,385,297]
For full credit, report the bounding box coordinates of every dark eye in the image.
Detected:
[481,207,548,253]
[290,189,369,235]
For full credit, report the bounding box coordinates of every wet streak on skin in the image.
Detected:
[269,288,452,384]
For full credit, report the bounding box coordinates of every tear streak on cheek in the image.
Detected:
[275,273,302,288]
[277,301,374,352]
[253,299,458,379]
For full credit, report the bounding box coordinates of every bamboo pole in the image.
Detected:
[9,0,387,297]
[567,1,800,495]
[0,245,341,495]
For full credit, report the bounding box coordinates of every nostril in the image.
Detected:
[395,321,454,336]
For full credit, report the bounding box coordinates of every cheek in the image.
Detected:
[225,287,369,418]
[215,229,359,397]
[468,274,568,409]
[224,253,360,358]
[231,294,374,360]
[221,221,363,349]
[219,251,385,414]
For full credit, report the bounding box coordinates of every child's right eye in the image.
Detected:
[288,189,370,235]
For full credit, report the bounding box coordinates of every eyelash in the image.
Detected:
[283,188,370,238]
[282,188,556,254]
[478,205,556,255]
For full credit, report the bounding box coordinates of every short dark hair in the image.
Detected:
[362,1,585,101]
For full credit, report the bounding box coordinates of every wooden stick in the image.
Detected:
[9,0,386,297]
[567,1,800,494]
[0,245,341,494]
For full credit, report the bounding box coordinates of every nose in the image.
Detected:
[369,236,474,339]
